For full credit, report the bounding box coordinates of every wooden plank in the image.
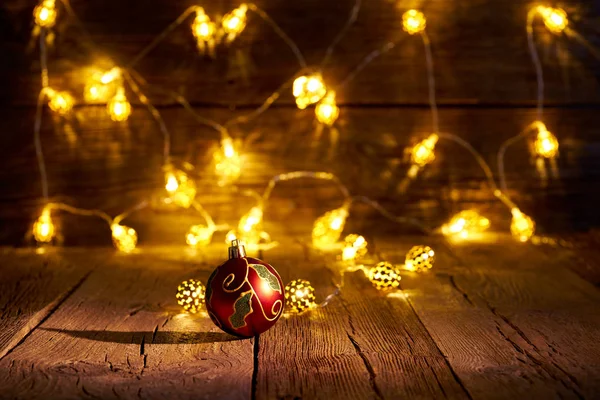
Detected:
[0,246,254,399]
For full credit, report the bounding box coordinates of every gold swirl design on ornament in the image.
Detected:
[249,285,283,322]
[222,260,250,293]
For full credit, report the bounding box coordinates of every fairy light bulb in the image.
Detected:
[511,208,535,242]
[164,165,197,209]
[84,68,121,103]
[214,138,242,186]
[33,206,56,243]
[411,133,438,167]
[284,279,316,313]
[342,234,368,262]
[402,9,426,35]
[222,4,248,42]
[315,91,340,126]
[46,88,75,116]
[537,6,568,33]
[239,206,263,235]
[368,262,402,291]
[312,205,349,249]
[442,210,490,239]
[107,87,131,122]
[293,74,327,110]
[533,122,559,159]
[186,224,214,248]
[111,224,138,253]
[34,0,57,28]
[405,245,435,272]
[176,279,206,314]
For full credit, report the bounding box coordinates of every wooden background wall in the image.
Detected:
[0,0,599,246]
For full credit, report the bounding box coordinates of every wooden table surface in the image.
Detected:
[1,233,599,400]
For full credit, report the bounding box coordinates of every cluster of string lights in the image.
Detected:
[29,0,585,278]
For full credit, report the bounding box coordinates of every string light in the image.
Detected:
[164,165,196,208]
[84,67,121,103]
[412,133,438,167]
[111,223,137,252]
[368,262,402,291]
[176,279,206,314]
[186,224,215,248]
[315,91,340,126]
[33,206,56,243]
[402,9,426,35]
[214,137,242,186]
[442,210,490,239]
[34,0,57,28]
[312,204,349,249]
[405,245,435,272]
[226,206,264,246]
[192,7,216,54]
[536,6,568,34]
[293,74,327,110]
[45,88,75,116]
[284,279,316,313]
[222,4,248,43]
[342,234,368,262]
[511,208,535,242]
[533,121,559,159]
[107,87,131,122]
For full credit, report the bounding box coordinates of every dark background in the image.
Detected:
[0,0,599,247]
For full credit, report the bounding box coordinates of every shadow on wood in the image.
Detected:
[41,328,242,344]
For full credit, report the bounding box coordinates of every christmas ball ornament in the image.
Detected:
[405,245,435,272]
[176,279,206,314]
[368,261,402,291]
[205,240,285,337]
[285,279,317,313]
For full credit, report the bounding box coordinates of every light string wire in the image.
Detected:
[34,28,49,200]
[496,123,538,192]
[337,40,400,89]
[321,0,362,67]
[527,8,545,121]
[49,202,113,226]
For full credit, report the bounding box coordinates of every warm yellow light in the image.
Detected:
[33,206,56,243]
[411,133,438,167]
[111,223,137,253]
[34,0,57,28]
[186,224,214,248]
[368,262,402,291]
[164,165,196,208]
[84,68,121,103]
[222,4,248,42]
[342,234,368,262]
[192,8,215,39]
[293,74,327,110]
[285,279,316,313]
[533,122,559,159]
[107,87,131,122]
[315,91,340,126]
[176,279,206,314]
[214,138,242,186]
[405,245,435,272]
[240,206,263,234]
[312,206,349,249]
[403,9,426,35]
[537,6,568,33]
[442,210,490,239]
[46,88,75,116]
[511,208,535,242]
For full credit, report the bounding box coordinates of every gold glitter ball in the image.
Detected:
[368,261,401,291]
[176,279,206,314]
[284,279,316,313]
[405,245,435,272]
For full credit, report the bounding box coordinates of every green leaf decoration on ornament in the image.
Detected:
[249,264,281,293]
[229,291,253,329]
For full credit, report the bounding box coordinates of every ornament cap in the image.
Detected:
[228,239,247,259]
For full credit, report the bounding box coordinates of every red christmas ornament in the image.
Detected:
[205,240,285,337]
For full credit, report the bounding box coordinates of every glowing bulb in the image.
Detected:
[111,224,137,253]
[403,9,426,35]
[214,138,242,186]
[107,87,131,122]
[186,224,214,248]
[411,134,438,167]
[284,279,316,313]
[84,68,122,103]
[537,6,568,33]
[192,7,216,53]
[293,74,327,110]
[224,206,265,246]
[46,88,75,116]
[533,122,559,159]
[511,208,535,242]
[164,165,196,209]
[368,262,402,291]
[222,4,248,42]
[176,279,206,314]
[34,0,57,28]
[315,91,340,126]
[33,206,56,243]
[312,206,349,249]
[342,234,368,262]
[405,245,435,272]
[442,210,490,239]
